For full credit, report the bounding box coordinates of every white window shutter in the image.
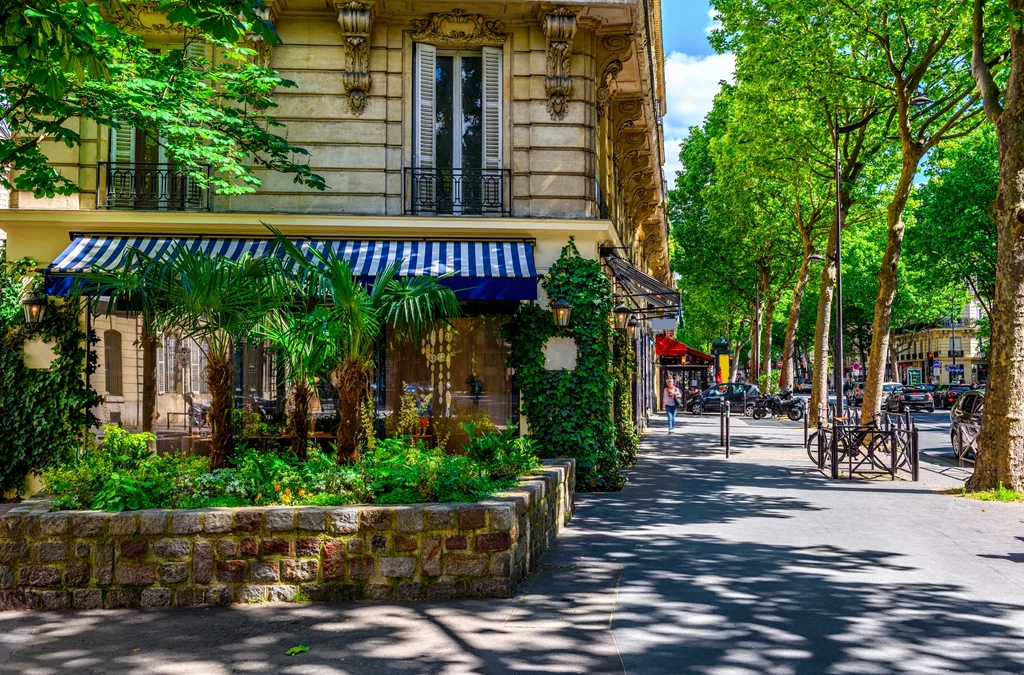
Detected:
[157,336,166,395]
[414,43,437,169]
[482,46,503,170]
[190,339,201,394]
[109,124,134,166]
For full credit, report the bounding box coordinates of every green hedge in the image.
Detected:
[1,255,99,496]
[504,240,624,491]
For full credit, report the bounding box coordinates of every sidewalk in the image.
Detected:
[2,414,1023,674]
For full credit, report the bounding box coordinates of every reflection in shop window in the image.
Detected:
[383,315,519,452]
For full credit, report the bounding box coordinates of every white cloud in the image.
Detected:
[662,51,735,183]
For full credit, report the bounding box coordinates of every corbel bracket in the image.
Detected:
[337,1,375,115]
[542,7,580,120]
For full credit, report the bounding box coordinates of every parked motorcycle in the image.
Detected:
[751,390,805,421]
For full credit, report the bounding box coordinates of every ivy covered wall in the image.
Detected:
[503,240,625,491]
[0,255,99,496]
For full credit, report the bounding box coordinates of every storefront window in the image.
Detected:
[383,315,518,451]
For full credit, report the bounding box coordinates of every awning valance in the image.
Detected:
[44,236,538,300]
[656,336,714,364]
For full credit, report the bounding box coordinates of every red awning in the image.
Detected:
[656,336,715,364]
[656,335,688,357]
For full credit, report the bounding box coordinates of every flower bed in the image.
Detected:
[0,459,574,611]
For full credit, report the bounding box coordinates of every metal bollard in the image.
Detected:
[804,405,809,448]
[725,401,731,458]
[743,391,747,417]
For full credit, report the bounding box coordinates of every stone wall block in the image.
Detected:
[193,542,213,584]
[160,562,189,585]
[235,585,267,604]
[206,587,232,605]
[37,513,69,537]
[427,579,466,600]
[458,506,487,530]
[445,535,467,550]
[174,587,205,607]
[0,566,12,589]
[234,510,264,532]
[296,538,320,557]
[446,555,488,577]
[72,513,106,538]
[348,557,374,580]
[73,589,102,609]
[379,556,414,578]
[119,540,147,560]
[282,559,318,582]
[425,504,457,530]
[139,511,170,535]
[96,543,115,585]
[20,565,60,587]
[475,533,511,552]
[395,507,425,532]
[484,503,516,532]
[154,538,191,559]
[141,588,171,607]
[421,536,442,577]
[491,553,511,577]
[363,584,392,601]
[0,591,29,611]
[216,539,237,558]
[39,541,69,562]
[266,509,296,532]
[297,509,326,532]
[106,588,140,608]
[331,584,361,603]
[171,512,201,535]
[301,584,332,602]
[216,560,246,583]
[394,534,418,552]
[469,578,511,599]
[328,508,358,534]
[361,507,393,531]
[114,563,157,586]
[35,590,71,611]
[251,561,280,583]
[370,535,388,554]
[107,513,139,536]
[204,511,232,534]
[269,585,297,602]
[0,542,28,563]
[397,582,424,600]
[262,538,292,557]
[239,538,259,557]
[0,515,22,539]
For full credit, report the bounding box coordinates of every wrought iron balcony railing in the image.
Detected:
[404,167,511,217]
[948,350,964,358]
[98,162,211,211]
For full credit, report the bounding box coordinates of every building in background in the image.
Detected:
[2,1,673,448]
[890,295,988,386]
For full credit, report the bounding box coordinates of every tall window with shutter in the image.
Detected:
[103,330,123,397]
[413,44,503,215]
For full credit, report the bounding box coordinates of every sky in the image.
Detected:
[660,1,735,182]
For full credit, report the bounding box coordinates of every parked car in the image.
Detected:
[950,389,984,460]
[687,382,760,416]
[794,378,812,394]
[847,381,867,406]
[934,384,971,409]
[884,385,935,413]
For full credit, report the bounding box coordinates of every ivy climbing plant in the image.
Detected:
[503,239,624,491]
[613,331,640,468]
[0,254,99,496]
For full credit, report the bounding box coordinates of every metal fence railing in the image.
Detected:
[403,167,511,217]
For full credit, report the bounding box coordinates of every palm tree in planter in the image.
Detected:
[253,295,338,460]
[272,231,460,463]
[85,247,284,469]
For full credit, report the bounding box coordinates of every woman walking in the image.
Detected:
[663,377,682,434]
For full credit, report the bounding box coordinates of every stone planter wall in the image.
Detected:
[0,459,574,611]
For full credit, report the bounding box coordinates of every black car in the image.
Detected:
[950,390,984,460]
[687,382,760,416]
[884,386,935,413]
[934,384,971,409]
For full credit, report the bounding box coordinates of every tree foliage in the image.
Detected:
[1,0,327,198]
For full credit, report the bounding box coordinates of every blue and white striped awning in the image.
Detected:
[45,236,538,300]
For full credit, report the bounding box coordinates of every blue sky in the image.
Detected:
[660,1,735,180]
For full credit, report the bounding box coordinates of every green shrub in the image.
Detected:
[462,422,541,479]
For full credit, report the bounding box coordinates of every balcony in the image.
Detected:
[404,167,511,217]
[948,350,964,358]
[98,162,211,211]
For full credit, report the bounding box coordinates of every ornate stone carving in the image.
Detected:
[542,7,580,120]
[247,0,280,69]
[411,9,507,45]
[110,2,183,35]
[596,33,633,121]
[337,1,375,116]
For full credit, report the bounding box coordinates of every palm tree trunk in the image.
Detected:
[335,357,367,463]
[207,355,234,470]
[292,380,312,461]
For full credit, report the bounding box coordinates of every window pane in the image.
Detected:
[435,56,454,171]
[461,56,483,170]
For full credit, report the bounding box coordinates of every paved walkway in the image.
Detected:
[3,414,1024,674]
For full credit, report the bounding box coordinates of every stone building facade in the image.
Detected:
[1,1,670,442]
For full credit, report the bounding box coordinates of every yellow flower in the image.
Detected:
[299,489,306,497]
[255,493,261,501]
[281,493,291,504]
